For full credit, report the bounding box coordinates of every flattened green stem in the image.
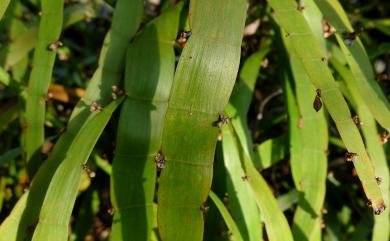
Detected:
[314,0,390,130]
[25,0,64,177]
[31,97,124,241]
[281,2,328,239]
[157,1,246,240]
[0,0,11,20]
[208,191,244,241]
[110,5,182,241]
[222,123,262,241]
[331,58,389,241]
[222,49,270,241]
[69,0,143,126]
[268,0,385,212]
[231,124,294,241]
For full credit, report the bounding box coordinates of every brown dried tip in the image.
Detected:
[90,101,102,112]
[374,204,386,215]
[313,89,322,112]
[375,176,382,185]
[216,113,229,128]
[323,21,336,38]
[155,152,165,169]
[345,152,358,161]
[47,40,63,51]
[200,203,209,214]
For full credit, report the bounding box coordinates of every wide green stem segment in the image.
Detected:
[268,0,385,212]
[157,1,246,240]
[25,0,64,177]
[110,4,182,241]
[314,0,390,130]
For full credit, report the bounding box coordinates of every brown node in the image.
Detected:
[297,2,305,11]
[176,30,192,48]
[377,74,388,82]
[375,176,382,185]
[345,152,358,161]
[200,203,209,214]
[322,20,336,38]
[343,29,362,46]
[241,175,250,181]
[320,219,326,228]
[43,92,54,102]
[27,220,38,233]
[216,113,229,128]
[366,199,372,208]
[352,115,362,127]
[107,207,116,216]
[90,101,102,112]
[111,85,124,100]
[380,130,389,144]
[81,164,96,178]
[374,204,386,215]
[155,152,165,169]
[47,40,63,51]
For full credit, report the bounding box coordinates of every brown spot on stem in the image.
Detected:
[47,40,63,51]
[345,152,358,161]
[313,89,322,112]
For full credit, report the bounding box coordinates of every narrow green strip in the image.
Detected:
[268,0,384,212]
[25,0,64,177]
[209,191,244,241]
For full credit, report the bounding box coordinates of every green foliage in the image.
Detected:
[0,1,388,241]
